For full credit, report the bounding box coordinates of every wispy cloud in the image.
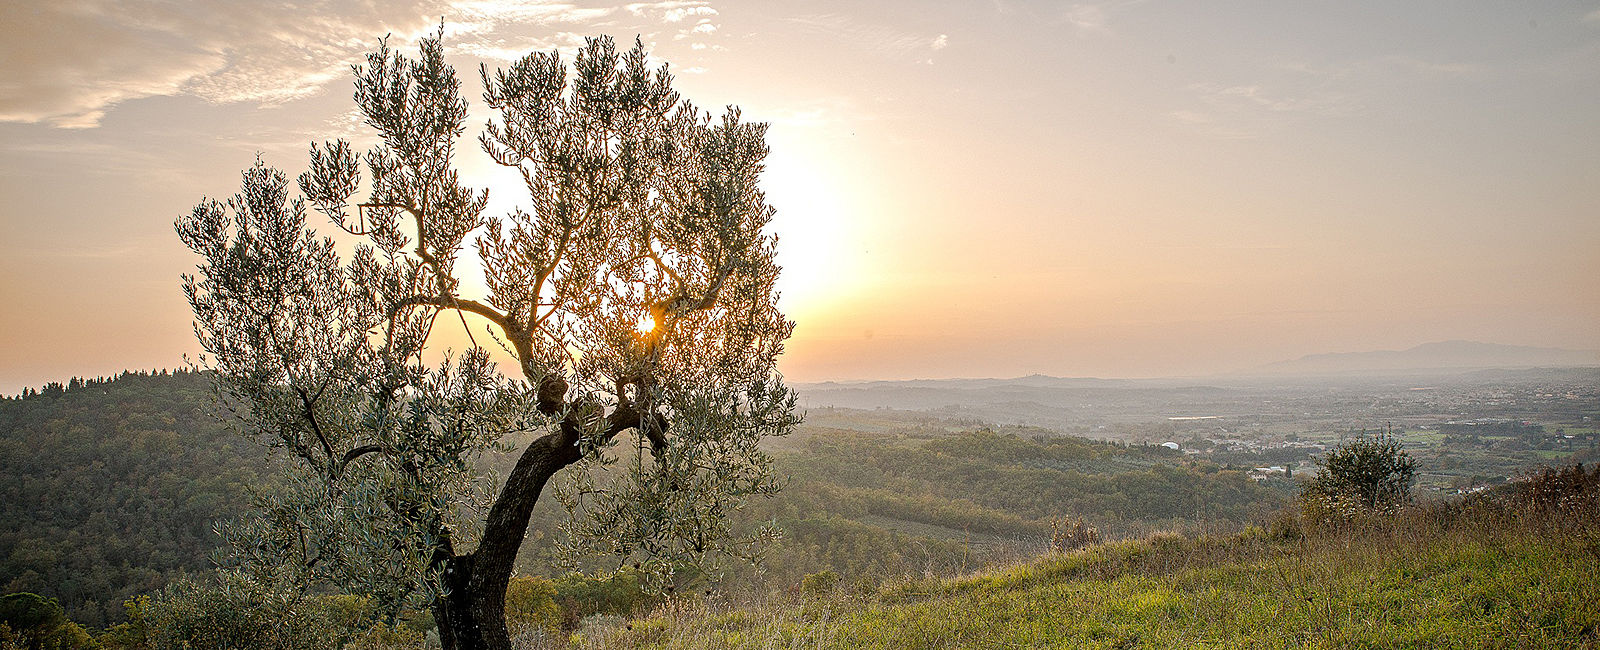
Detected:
[676,20,717,39]
[1188,82,1362,116]
[25,242,146,260]
[627,1,721,45]
[1585,8,1600,23]
[1173,69,1364,139]
[1173,50,1490,138]
[1376,56,1483,78]
[1062,4,1112,34]
[988,0,1018,14]
[1277,56,1484,81]
[0,0,462,128]
[453,32,593,62]
[1060,1,1149,35]
[1166,109,1256,140]
[0,0,699,128]
[452,1,614,37]
[785,14,948,62]
[626,0,716,23]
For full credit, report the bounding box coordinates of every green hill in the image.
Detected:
[0,372,1289,633]
[3,372,1591,647]
[723,423,1287,590]
[582,474,1600,649]
[0,371,268,628]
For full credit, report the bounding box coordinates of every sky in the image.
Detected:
[1,0,1597,393]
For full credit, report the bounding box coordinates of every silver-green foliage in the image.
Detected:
[177,30,796,621]
[1306,433,1417,516]
[139,571,346,650]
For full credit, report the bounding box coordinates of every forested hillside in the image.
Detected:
[504,411,1289,592]
[723,424,1284,588]
[0,371,267,628]
[0,372,1289,634]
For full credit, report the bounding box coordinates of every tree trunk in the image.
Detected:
[434,555,481,649]
[435,404,649,650]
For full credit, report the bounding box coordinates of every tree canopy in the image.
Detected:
[177,30,796,649]
[1306,433,1417,514]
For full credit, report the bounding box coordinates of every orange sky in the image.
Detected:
[2,1,1598,393]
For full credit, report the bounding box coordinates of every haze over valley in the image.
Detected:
[2,1,1597,647]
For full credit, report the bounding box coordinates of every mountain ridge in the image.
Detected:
[1256,340,1600,375]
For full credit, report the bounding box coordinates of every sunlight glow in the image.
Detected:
[636,313,657,334]
[762,137,860,320]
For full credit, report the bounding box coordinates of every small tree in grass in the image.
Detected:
[1303,429,1417,520]
[178,30,796,650]
[1048,515,1100,553]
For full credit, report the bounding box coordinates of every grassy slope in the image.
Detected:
[583,508,1600,649]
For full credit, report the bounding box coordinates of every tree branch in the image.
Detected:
[641,240,684,287]
[293,385,337,465]
[336,444,387,477]
[359,200,441,269]
[529,220,575,331]
[389,294,537,379]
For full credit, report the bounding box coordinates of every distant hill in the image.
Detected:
[0,370,268,628]
[0,370,1289,633]
[794,375,1212,423]
[1257,340,1600,376]
[797,374,1134,391]
[794,361,1600,434]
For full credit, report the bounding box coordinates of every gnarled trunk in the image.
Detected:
[435,402,653,650]
[434,554,481,649]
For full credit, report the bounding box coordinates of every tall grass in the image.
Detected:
[556,465,1600,649]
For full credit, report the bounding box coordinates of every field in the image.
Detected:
[581,492,1600,649]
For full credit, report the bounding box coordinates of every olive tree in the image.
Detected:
[1304,432,1417,518]
[177,31,796,649]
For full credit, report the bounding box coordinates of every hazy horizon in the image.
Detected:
[3,1,1598,394]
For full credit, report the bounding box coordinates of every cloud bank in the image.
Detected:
[0,0,700,128]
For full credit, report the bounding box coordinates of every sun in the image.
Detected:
[636,313,657,334]
[760,139,858,317]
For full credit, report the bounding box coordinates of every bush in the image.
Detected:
[1267,509,1304,541]
[506,576,561,636]
[551,572,656,631]
[1517,464,1600,519]
[1302,434,1416,522]
[0,593,95,649]
[342,622,425,650]
[1049,516,1101,553]
[138,572,350,650]
[800,571,841,595]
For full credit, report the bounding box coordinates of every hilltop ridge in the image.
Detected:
[1256,340,1600,376]
[583,473,1600,648]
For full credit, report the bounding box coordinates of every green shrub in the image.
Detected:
[506,576,561,635]
[800,571,841,595]
[139,572,345,650]
[96,597,151,650]
[342,622,424,650]
[1302,433,1416,523]
[0,593,95,649]
[1517,464,1600,519]
[1267,509,1303,541]
[552,572,656,630]
[1048,516,1100,553]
